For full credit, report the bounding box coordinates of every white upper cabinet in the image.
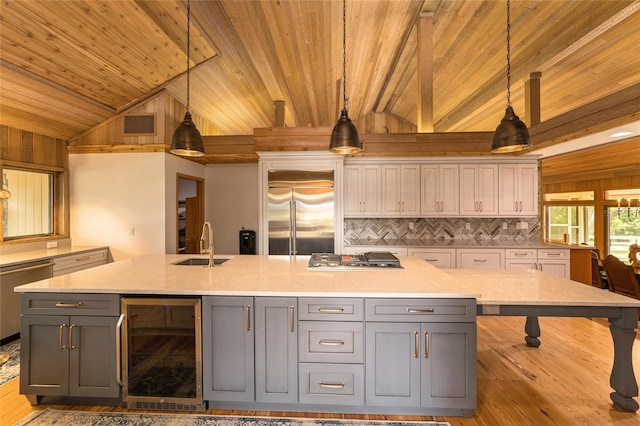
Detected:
[381,165,420,216]
[420,164,459,216]
[344,165,381,217]
[459,164,498,216]
[498,164,539,216]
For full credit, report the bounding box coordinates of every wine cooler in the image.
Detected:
[118,297,204,410]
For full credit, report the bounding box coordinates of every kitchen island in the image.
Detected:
[14,254,640,415]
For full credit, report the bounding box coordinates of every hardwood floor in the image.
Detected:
[2,316,639,425]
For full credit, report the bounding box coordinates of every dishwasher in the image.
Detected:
[1,259,54,343]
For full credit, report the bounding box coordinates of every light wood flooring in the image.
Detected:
[2,316,640,425]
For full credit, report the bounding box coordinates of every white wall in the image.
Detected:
[205,164,259,254]
[69,152,205,261]
[164,154,206,253]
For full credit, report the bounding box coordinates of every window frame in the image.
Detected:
[0,160,68,244]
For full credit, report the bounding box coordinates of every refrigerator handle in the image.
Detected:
[290,199,297,255]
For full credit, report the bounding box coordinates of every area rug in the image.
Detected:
[15,408,449,426]
[0,340,20,386]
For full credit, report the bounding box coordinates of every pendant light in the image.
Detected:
[491,0,531,153]
[329,0,362,154]
[170,0,204,157]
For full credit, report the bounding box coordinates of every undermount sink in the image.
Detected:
[173,258,229,266]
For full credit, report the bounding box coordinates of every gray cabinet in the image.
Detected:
[298,297,365,406]
[364,298,476,416]
[202,296,254,402]
[255,297,298,403]
[19,293,120,403]
[52,248,109,277]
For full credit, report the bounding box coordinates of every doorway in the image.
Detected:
[177,174,204,254]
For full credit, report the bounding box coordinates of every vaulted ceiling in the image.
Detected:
[1,0,639,145]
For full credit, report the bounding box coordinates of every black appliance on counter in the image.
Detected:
[308,252,402,268]
[239,229,256,254]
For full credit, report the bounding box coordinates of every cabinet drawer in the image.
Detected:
[505,249,536,259]
[53,249,109,276]
[298,298,363,321]
[365,298,476,323]
[408,249,456,268]
[299,321,363,363]
[21,293,120,316]
[299,363,364,406]
[537,249,568,260]
[457,249,505,269]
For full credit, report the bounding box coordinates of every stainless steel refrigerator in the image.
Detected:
[268,170,335,255]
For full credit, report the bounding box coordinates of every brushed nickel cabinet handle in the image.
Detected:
[74,256,91,262]
[116,314,124,386]
[290,305,295,332]
[414,331,419,358]
[424,331,429,358]
[473,258,487,263]
[59,324,67,350]
[246,305,252,331]
[318,307,344,313]
[319,382,345,389]
[68,324,77,350]
[407,308,435,313]
[479,201,483,212]
[55,302,84,308]
[319,339,344,346]
[519,201,523,212]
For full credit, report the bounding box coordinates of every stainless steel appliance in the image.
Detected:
[1,259,53,342]
[118,297,204,411]
[308,252,402,269]
[268,170,335,255]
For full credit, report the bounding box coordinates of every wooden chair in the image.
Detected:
[602,255,640,299]
[590,250,608,289]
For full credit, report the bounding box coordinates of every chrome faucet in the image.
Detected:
[200,221,214,267]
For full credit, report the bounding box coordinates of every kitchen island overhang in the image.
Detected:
[15,254,640,414]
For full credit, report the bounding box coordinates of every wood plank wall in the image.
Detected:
[540,137,640,193]
[0,125,70,242]
[0,125,67,168]
[68,91,220,153]
[540,136,640,255]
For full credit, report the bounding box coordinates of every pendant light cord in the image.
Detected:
[342,0,347,110]
[186,0,191,112]
[506,0,511,107]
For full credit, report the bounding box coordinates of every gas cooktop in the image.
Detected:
[308,252,402,269]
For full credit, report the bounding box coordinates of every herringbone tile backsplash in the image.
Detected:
[344,217,540,245]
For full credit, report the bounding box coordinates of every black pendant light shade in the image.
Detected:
[491,106,531,153]
[170,111,204,157]
[330,108,362,154]
[169,0,205,157]
[491,0,531,154]
[329,0,361,155]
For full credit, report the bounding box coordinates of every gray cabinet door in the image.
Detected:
[365,322,420,407]
[20,314,70,397]
[255,297,298,403]
[68,315,119,398]
[420,322,476,410]
[20,314,119,398]
[202,296,255,402]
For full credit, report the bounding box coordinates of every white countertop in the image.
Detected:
[0,245,109,268]
[13,254,640,308]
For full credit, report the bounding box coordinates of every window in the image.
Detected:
[1,166,59,241]
[543,191,594,245]
[605,189,640,262]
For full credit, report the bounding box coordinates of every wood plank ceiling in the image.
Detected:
[1,0,639,145]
